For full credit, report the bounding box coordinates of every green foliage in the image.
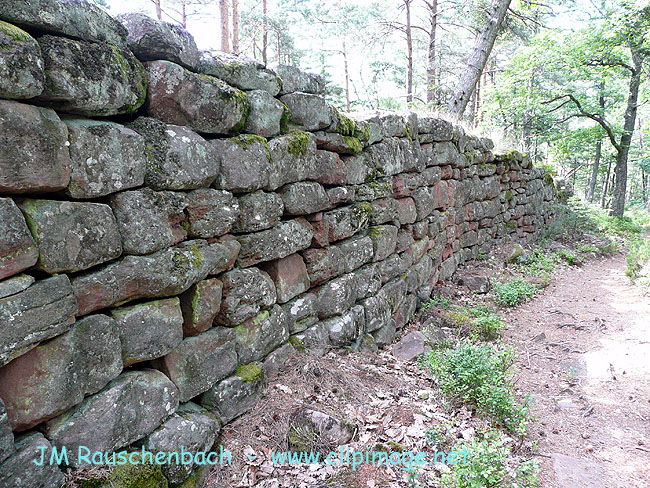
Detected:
[468,306,505,341]
[422,295,451,310]
[626,237,650,280]
[441,429,540,488]
[493,279,537,307]
[421,343,532,436]
[517,247,555,276]
[556,248,581,265]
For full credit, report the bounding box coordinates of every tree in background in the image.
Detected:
[220,0,230,52]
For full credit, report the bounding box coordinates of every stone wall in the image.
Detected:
[0,1,556,486]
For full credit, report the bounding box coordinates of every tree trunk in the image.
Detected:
[181,3,187,29]
[587,140,602,202]
[602,158,612,208]
[642,168,647,204]
[448,0,512,118]
[342,40,351,111]
[232,0,239,54]
[425,0,438,105]
[220,0,230,53]
[262,0,268,64]
[610,50,644,217]
[405,0,413,104]
[153,0,162,20]
[277,31,281,64]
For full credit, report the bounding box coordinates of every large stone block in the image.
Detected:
[368,225,398,262]
[145,60,249,134]
[216,267,276,326]
[71,240,227,315]
[362,294,392,333]
[244,89,287,137]
[184,189,239,238]
[313,131,363,154]
[142,403,220,485]
[281,292,317,333]
[322,305,364,347]
[411,186,436,221]
[108,188,187,256]
[0,100,70,194]
[396,197,417,225]
[0,433,65,488]
[212,135,270,192]
[234,305,289,364]
[260,253,310,304]
[232,190,284,233]
[200,52,281,95]
[0,314,122,431]
[290,322,330,356]
[352,111,414,139]
[0,198,38,280]
[119,13,199,69]
[157,327,237,402]
[236,218,313,267]
[266,131,318,190]
[18,199,122,273]
[336,235,374,274]
[0,274,33,300]
[0,21,44,99]
[417,116,454,141]
[274,64,325,95]
[322,203,372,242]
[65,119,146,199]
[279,181,330,215]
[37,35,147,116]
[200,365,265,424]
[314,151,371,186]
[365,137,420,177]
[0,0,128,46]
[180,278,223,336]
[44,370,179,466]
[0,275,77,367]
[280,92,331,131]
[111,298,184,366]
[315,273,357,319]
[301,247,344,286]
[128,117,219,190]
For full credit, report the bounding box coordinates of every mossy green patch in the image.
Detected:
[289,336,305,353]
[343,136,363,154]
[287,130,310,157]
[0,20,31,42]
[280,102,291,134]
[505,190,514,202]
[336,112,356,136]
[235,364,263,382]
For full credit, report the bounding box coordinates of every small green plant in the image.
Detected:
[493,279,537,307]
[423,295,451,310]
[578,244,598,253]
[421,342,532,436]
[517,247,555,276]
[440,429,540,488]
[626,237,650,278]
[476,251,490,261]
[556,248,581,265]
[468,306,505,340]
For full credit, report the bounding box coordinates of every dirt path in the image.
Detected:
[503,254,650,488]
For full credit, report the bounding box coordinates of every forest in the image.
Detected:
[103,0,650,217]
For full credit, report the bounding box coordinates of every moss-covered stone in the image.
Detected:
[287,130,311,157]
[235,364,263,383]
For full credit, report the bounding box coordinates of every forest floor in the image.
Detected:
[206,242,650,488]
[503,253,650,488]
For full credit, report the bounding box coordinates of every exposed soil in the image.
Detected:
[205,249,650,488]
[503,253,650,488]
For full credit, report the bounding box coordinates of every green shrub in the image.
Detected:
[626,237,650,279]
[517,247,555,276]
[468,306,505,340]
[441,430,540,488]
[556,248,581,265]
[493,279,537,306]
[420,343,531,436]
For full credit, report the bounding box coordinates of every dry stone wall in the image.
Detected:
[0,1,556,486]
